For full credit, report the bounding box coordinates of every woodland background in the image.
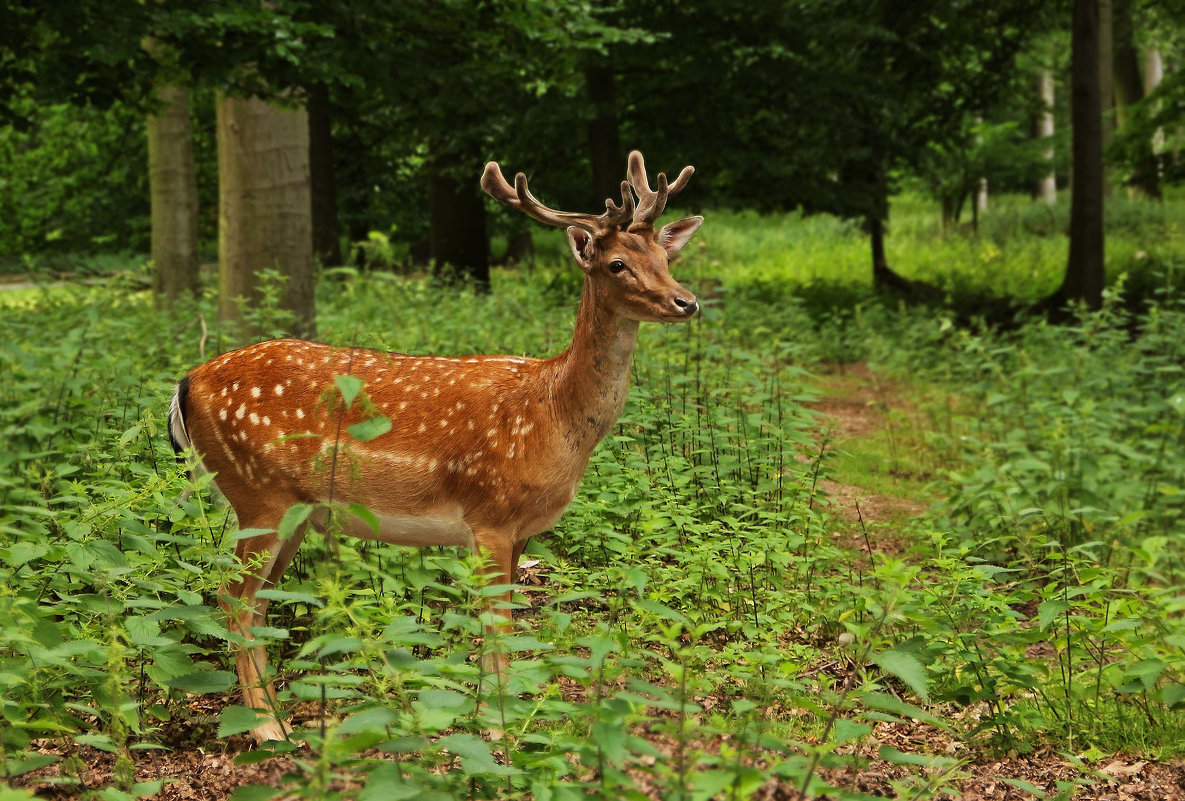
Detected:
[4,0,1185,799]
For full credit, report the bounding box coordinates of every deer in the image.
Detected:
[167,151,704,744]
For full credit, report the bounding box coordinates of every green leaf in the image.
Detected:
[218,706,269,738]
[361,763,422,801]
[833,718,872,745]
[74,733,119,752]
[348,415,391,441]
[1162,683,1185,709]
[167,670,237,694]
[335,374,364,407]
[874,650,930,702]
[1001,777,1046,797]
[229,785,279,801]
[877,746,956,768]
[1037,600,1068,630]
[348,503,381,534]
[437,733,520,776]
[278,503,313,540]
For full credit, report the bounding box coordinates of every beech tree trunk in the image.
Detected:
[1113,0,1160,198]
[585,64,623,205]
[1052,0,1105,311]
[308,83,342,266]
[1036,69,1057,204]
[428,146,489,289]
[148,84,200,306]
[217,94,316,337]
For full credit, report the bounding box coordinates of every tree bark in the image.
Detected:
[428,147,489,289]
[1051,0,1105,311]
[217,93,316,337]
[585,63,623,205]
[148,83,200,306]
[308,83,342,266]
[1036,69,1057,204]
[1112,0,1160,198]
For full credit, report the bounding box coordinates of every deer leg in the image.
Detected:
[471,532,519,678]
[220,514,307,744]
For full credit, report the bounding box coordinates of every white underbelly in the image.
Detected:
[358,510,474,548]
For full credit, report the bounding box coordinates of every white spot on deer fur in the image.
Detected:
[286,355,293,362]
[467,420,475,430]
[262,416,270,426]
[274,384,284,396]
[421,392,428,399]
[233,382,240,391]
[251,387,261,398]
[466,467,477,476]
[439,419,448,427]
[296,408,305,419]
[428,459,438,472]
[487,428,497,438]
[449,379,456,386]
[219,408,227,421]
[221,387,228,397]
[399,402,407,411]
[418,422,427,433]
[520,423,534,435]
[466,359,479,364]
[249,412,260,425]
[236,403,246,420]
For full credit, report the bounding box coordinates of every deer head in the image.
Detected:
[481,150,703,323]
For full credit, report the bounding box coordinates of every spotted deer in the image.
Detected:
[168,151,704,743]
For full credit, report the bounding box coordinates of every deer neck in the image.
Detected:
[549,276,639,451]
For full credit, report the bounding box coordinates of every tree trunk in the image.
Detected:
[1098,0,1114,197]
[148,84,200,306]
[1052,0,1105,311]
[428,147,489,289]
[1144,49,1162,93]
[217,93,316,337]
[1113,0,1160,198]
[1036,69,1057,204]
[308,83,341,267]
[585,63,623,205]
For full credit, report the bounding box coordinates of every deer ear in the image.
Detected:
[657,216,703,258]
[567,227,595,272]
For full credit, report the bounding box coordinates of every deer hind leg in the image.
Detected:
[220,512,308,744]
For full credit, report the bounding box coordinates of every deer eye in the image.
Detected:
[608,259,627,274]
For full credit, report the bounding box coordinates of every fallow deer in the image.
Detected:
[168,151,704,743]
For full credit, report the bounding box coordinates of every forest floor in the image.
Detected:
[12,365,1185,800]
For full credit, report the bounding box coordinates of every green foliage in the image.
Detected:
[5,200,1185,795]
[0,99,149,266]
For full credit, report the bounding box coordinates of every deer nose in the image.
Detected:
[673,295,698,315]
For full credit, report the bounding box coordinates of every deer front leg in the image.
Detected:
[472,532,522,679]
[221,520,307,744]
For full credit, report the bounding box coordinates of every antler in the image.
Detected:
[626,150,694,230]
[481,163,635,233]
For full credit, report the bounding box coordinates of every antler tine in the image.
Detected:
[626,150,694,229]
[481,161,601,233]
[600,180,635,229]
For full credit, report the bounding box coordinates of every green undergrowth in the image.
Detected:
[2,199,1185,798]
